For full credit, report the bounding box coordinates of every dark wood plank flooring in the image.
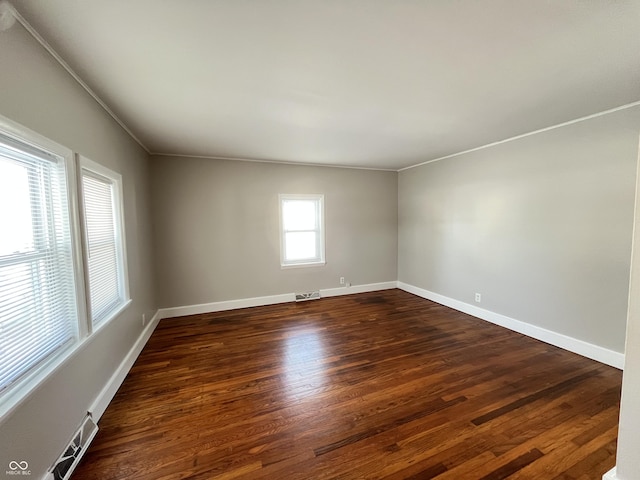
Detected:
[72,289,622,479]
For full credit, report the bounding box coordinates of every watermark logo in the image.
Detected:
[6,461,30,476]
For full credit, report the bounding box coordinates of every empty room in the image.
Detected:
[1,1,640,479]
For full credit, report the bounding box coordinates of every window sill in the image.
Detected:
[281,261,326,269]
[0,341,77,424]
[92,298,132,334]
[0,298,132,425]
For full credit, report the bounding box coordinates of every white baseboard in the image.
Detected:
[320,281,398,298]
[397,282,625,369]
[603,467,618,480]
[158,293,296,319]
[89,310,161,420]
[157,281,399,319]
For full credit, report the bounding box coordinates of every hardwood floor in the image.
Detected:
[72,289,622,479]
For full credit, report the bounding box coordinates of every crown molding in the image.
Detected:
[151,152,398,172]
[400,100,640,172]
[1,1,150,153]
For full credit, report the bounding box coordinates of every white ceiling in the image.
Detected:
[13,1,640,170]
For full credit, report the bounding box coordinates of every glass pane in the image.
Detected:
[0,158,34,256]
[285,231,317,261]
[282,200,317,231]
[0,133,78,394]
[82,172,120,325]
[0,262,37,333]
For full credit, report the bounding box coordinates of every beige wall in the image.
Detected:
[0,22,156,478]
[399,105,640,353]
[151,156,398,307]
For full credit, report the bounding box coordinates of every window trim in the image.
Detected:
[279,194,326,268]
[77,155,130,333]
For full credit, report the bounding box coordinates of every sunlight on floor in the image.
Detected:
[283,325,328,401]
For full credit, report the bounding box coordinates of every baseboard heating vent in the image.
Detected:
[295,291,320,302]
[46,413,98,480]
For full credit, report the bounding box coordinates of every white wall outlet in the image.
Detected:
[475,293,481,303]
[142,313,146,326]
[340,277,345,285]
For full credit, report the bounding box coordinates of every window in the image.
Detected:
[279,194,325,267]
[0,115,132,417]
[79,156,129,328]
[0,129,79,395]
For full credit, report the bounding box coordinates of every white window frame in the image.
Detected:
[0,115,88,420]
[78,155,130,332]
[279,194,325,268]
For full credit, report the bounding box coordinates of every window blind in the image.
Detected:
[81,171,121,326]
[0,135,78,393]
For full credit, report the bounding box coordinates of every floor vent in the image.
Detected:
[295,291,321,302]
[46,413,98,480]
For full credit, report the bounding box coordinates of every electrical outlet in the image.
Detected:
[340,277,345,285]
[142,313,146,326]
[475,293,481,303]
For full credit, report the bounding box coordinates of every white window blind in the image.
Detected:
[279,194,325,267]
[80,160,127,327]
[0,134,78,393]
